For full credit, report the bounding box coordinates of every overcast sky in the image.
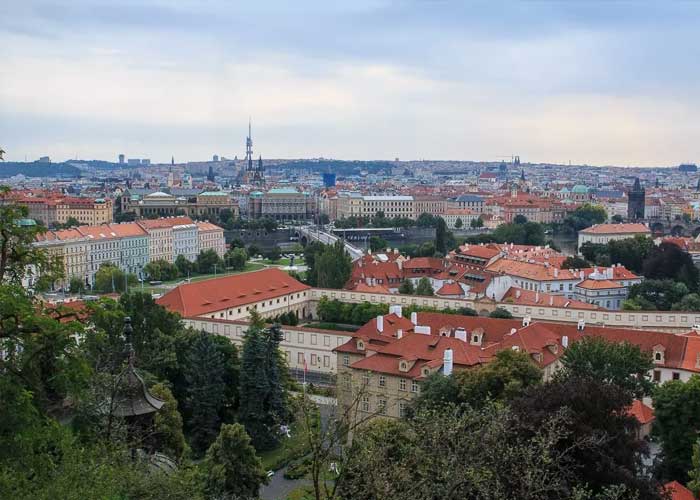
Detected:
[1,1,698,166]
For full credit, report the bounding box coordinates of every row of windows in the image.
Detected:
[295,352,331,367]
[360,396,408,418]
[358,372,419,393]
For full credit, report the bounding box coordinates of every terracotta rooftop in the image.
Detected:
[137,216,194,229]
[156,268,310,317]
[579,223,650,235]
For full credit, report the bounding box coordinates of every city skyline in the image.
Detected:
[1,1,699,166]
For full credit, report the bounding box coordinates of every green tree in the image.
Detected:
[264,246,281,262]
[93,263,137,293]
[415,277,434,296]
[626,279,689,311]
[562,203,608,234]
[69,276,85,294]
[688,439,700,497]
[196,249,224,275]
[513,214,528,224]
[470,217,484,228]
[454,217,463,229]
[435,217,448,255]
[144,259,179,281]
[418,241,435,257]
[653,375,700,481]
[415,212,437,227]
[315,240,352,289]
[643,241,700,291]
[557,336,653,398]
[239,317,288,450]
[174,254,195,277]
[225,247,248,271]
[611,214,624,223]
[561,255,589,269]
[204,423,267,499]
[303,241,326,286]
[398,280,415,295]
[369,236,388,252]
[150,383,188,460]
[489,307,513,319]
[672,293,700,311]
[183,332,227,453]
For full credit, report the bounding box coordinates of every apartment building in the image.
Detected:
[413,196,446,218]
[136,217,193,263]
[578,223,651,249]
[336,193,415,220]
[172,223,199,262]
[34,228,90,288]
[196,221,226,257]
[3,190,113,226]
[336,307,700,423]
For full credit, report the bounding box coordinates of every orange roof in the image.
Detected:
[195,221,223,232]
[575,279,624,290]
[627,400,655,425]
[436,281,464,296]
[579,223,650,235]
[501,287,601,310]
[664,481,695,500]
[156,268,310,317]
[137,216,194,230]
[348,282,391,294]
[456,244,501,260]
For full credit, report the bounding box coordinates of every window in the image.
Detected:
[411,380,420,393]
[361,396,369,412]
[324,336,331,347]
[297,333,304,344]
[311,354,317,366]
[362,373,371,385]
[343,354,349,366]
[672,372,680,380]
[399,378,406,391]
[323,355,330,367]
[399,402,406,418]
[653,370,661,382]
[298,353,304,364]
[379,375,386,387]
[378,398,387,415]
[311,334,317,345]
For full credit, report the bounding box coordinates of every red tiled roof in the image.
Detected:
[156,268,310,317]
[436,281,464,296]
[579,223,650,235]
[575,279,624,290]
[627,400,655,425]
[663,481,695,500]
[137,217,194,229]
[501,287,601,310]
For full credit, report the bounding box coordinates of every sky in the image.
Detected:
[1,0,699,167]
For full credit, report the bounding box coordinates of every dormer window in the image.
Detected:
[357,340,365,351]
[652,344,665,364]
[422,367,430,377]
[399,361,408,372]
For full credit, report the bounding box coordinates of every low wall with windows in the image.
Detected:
[184,317,351,385]
[309,288,698,333]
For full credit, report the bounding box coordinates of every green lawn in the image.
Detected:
[263,257,305,267]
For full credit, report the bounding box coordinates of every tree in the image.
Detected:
[653,375,700,481]
[264,246,281,263]
[398,280,415,295]
[225,247,248,271]
[511,376,658,498]
[150,383,188,460]
[561,256,589,269]
[470,217,484,229]
[612,214,624,223]
[369,236,388,252]
[561,204,608,234]
[415,212,437,227]
[688,439,700,497]
[144,259,178,282]
[643,242,700,292]
[318,213,330,225]
[415,277,434,296]
[489,307,513,319]
[303,241,326,287]
[69,276,85,294]
[93,263,137,293]
[315,240,352,289]
[557,336,653,398]
[174,254,195,277]
[435,217,448,255]
[0,187,62,286]
[183,332,227,453]
[239,316,288,450]
[195,249,224,275]
[672,293,700,311]
[454,217,463,229]
[513,214,528,224]
[626,279,689,311]
[418,241,435,257]
[204,423,267,499]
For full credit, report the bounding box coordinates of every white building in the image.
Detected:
[172,223,199,262]
[578,223,651,250]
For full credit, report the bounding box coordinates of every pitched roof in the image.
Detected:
[579,223,650,235]
[663,481,695,500]
[627,400,655,425]
[137,216,194,230]
[156,268,310,317]
[501,287,601,310]
[436,281,464,296]
[575,279,624,290]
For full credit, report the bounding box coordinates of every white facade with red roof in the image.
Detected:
[578,223,651,249]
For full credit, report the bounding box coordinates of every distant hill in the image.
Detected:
[0,162,81,178]
[274,160,393,176]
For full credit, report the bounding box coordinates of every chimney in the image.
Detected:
[562,335,569,348]
[377,315,384,333]
[454,327,467,342]
[509,328,517,335]
[579,270,584,280]
[397,329,403,339]
[389,305,403,317]
[549,296,554,306]
[554,268,559,278]
[411,311,418,325]
[443,348,454,377]
[535,291,539,303]
[522,315,531,327]
[577,319,585,331]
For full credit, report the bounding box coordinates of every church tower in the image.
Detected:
[627,177,645,221]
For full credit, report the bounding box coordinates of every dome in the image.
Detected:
[571,185,589,194]
[145,191,172,198]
